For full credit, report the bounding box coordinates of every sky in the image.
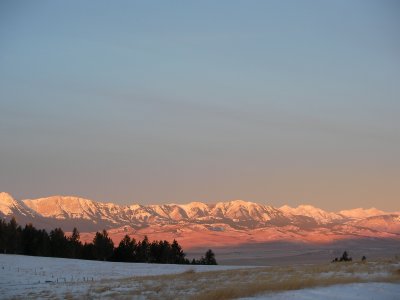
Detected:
[0,0,399,211]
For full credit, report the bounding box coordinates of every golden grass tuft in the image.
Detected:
[182,267,196,274]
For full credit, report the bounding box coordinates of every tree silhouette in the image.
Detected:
[171,239,185,264]
[339,251,352,262]
[0,219,216,265]
[136,235,150,262]
[49,228,68,257]
[5,217,19,254]
[68,227,82,258]
[204,249,217,265]
[113,235,136,262]
[81,242,95,260]
[22,224,39,255]
[93,229,114,261]
[332,250,352,263]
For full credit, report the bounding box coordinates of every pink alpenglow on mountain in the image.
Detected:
[1,192,399,249]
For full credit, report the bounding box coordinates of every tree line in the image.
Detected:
[331,251,367,263]
[0,217,217,265]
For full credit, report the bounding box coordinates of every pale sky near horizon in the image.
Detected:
[0,1,399,211]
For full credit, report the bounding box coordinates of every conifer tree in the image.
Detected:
[171,239,185,264]
[113,235,136,262]
[6,217,19,254]
[204,249,217,265]
[0,219,215,265]
[93,229,114,261]
[136,235,150,262]
[68,227,82,258]
[0,219,6,253]
[49,228,68,257]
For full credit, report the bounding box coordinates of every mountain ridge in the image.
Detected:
[1,192,399,248]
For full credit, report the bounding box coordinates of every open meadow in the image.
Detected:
[1,254,399,299]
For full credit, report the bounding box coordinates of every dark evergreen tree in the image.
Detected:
[339,251,352,262]
[0,219,212,265]
[81,242,95,260]
[135,235,150,262]
[113,235,136,262]
[49,228,68,257]
[204,249,217,265]
[68,227,82,258]
[5,217,19,254]
[93,229,114,261]
[22,224,39,255]
[37,229,51,256]
[0,219,6,253]
[171,239,186,264]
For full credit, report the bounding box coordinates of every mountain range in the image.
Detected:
[1,192,399,249]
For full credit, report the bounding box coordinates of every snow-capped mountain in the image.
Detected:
[280,204,344,224]
[0,192,37,218]
[353,214,400,234]
[339,208,386,219]
[1,192,399,247]
[15,196,290,227]
[211,200,283,222]
[23,195,129,224]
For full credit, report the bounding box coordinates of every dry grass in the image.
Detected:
[190,272,399,300]
[17,259,400,299]
[91,260,399,300]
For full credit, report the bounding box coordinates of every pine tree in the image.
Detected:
[0,219,6,253]
[37,229,51,256]
[6,217,19,254]
[22,224,38,255]
[171,239,185,264]
[68,227,82,258]
[136,236,150,262]
[49,228,68,257]
[113,235,136,262]
[82,242,95,260]
[93,229,114,261]
[0,219,209,265]
[204,249,217,265]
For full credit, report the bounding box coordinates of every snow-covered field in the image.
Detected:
[0,254,250,299]
[1,254,399,299]
[240,283,400,300]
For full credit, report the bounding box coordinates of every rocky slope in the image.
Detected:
[1,192,399,247]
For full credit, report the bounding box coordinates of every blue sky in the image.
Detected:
[0,1,399,210]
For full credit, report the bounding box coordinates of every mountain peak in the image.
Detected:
[339,207,386,219]
[0,192,37,217]
[2,193,398,241]
[280,204,343,224]
[0,192,18,215]
[229,199,257,205]
[23,195,106,219]
[0,192,15,204]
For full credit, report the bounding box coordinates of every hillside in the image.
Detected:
[1,192,399,248]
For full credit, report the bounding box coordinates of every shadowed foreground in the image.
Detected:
[2,254,399,299]
[102,261,400,300]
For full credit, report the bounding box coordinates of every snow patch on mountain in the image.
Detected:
[0,192,18,215]
[0,192,36,217]
[280,204,343,224]
[1,192,399,243]
[339,208,386,219]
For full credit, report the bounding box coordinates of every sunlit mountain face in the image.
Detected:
[1,192,399,249]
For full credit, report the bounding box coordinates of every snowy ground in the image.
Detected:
[0,254,250,299]
[1,254,399,299]
[241,282,400,300]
